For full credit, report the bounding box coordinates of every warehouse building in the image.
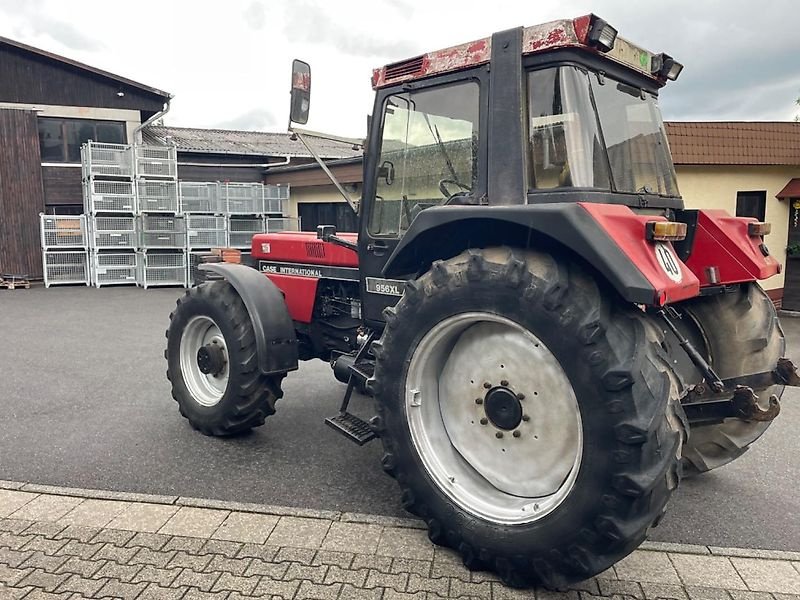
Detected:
[0,35,171,278]
[0,36,355,279]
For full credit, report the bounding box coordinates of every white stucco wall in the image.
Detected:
[675,165,797,292]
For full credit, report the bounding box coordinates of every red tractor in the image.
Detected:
[166,15,798,587]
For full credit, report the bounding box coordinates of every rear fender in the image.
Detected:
[199,263,299,375]
[382,203,700,305]
[677,209,781,285]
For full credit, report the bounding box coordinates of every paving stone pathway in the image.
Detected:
[1,483,799,599]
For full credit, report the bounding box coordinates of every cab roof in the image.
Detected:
[371,15,669,89]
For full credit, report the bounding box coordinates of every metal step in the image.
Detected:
[325,412,376,445]
[351,361,374,383]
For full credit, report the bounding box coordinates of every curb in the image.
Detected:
[0,479,425,531]
[1,479,797,558]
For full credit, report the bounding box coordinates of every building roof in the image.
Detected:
[665,121,800,166]
[0,35,171,101]
[143,125,362,159]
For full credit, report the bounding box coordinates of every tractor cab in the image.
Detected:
[363,15,683,238]
[355,15,686,321]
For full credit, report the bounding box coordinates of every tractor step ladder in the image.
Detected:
[325,334,377,446]
[325,412,376,445]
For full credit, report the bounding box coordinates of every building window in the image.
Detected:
[736,191,766,221]
[38,117,126,163]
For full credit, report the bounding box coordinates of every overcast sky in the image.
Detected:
[1,0,798,137]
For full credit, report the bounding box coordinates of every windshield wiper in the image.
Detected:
[422,113,461,186]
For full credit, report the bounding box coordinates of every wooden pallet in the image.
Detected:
[0,274,31,290]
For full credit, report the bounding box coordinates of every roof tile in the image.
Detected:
[665,121,800,166]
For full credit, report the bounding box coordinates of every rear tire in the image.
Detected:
[166,280,284,436]
[370,248,685,587]
[678,283,784,476]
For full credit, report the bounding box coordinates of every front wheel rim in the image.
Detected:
[405,312,583,525]
[180,315,229,407]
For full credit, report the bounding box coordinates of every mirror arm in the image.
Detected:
[290,126,365,149]
[289,127,360,214]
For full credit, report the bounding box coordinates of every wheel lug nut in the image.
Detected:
[517,393,525,400]
[500,379,509,387]
[495,432,503,439]
[480,418,488,425]
[483,382,492,389]
[522,414,530,422]
[513,430,521,438]
[475,398,483,405]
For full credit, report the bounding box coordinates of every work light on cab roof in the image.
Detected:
[371,14,683,88]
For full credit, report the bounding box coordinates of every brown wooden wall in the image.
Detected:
[0,44,165,116]
[0,109,45,278]
[42,167,82,206]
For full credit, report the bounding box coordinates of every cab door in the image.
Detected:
[358,73,487,325]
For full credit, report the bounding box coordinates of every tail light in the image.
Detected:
[645,221,687,242]
[748,222,771,237]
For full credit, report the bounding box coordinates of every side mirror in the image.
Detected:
[317,224,336,241]
[289,59,311,125]
[378,160,395,185]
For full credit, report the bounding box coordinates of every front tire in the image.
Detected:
[677,283,784,475]
[370,248,685,587]
[166,281,284,436]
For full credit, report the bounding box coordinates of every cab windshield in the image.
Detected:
[527,66,679,197]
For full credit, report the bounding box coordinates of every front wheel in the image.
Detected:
[165,281,284,436]
[370,248,686,587]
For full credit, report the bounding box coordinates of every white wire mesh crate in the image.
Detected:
[84,179,136,214]
[139,215,186,248]
[81,142,134,179]
[137,179,179,213]
[135,145,178,179]
[137,251,187,288]
[186,215,227,249]
[180,182,222,214]
[227,216,265,248]
[42,250,89,287]
[91,251,138,287]
[40,214,87,248]
[264,184,290,214]
[265,217,301,233]
[90,216,137,249]
[221,183,264,215]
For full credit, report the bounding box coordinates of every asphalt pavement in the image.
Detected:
[1,285,798,551]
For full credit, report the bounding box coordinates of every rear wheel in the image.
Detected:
[166,281,284,436]
[371,248,685,587]
[677,283,784,475]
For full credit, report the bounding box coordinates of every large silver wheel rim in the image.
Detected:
[180,315,229,407]
[406,312,583,525]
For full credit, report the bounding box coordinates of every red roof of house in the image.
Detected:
[665,121,800,166]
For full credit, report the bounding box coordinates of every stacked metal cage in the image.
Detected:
[136,144,185,287]
[39,214,90,287]
[80,141,139,287]
[41,142,299,291]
